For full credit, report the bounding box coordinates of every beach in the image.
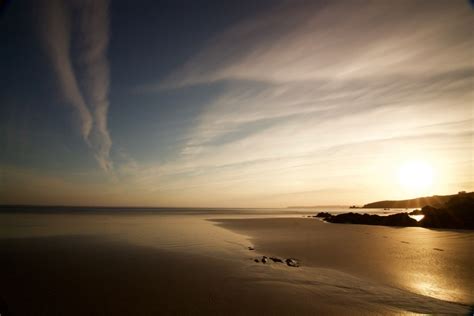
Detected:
[215,217,473,312]
[0,209,472,315]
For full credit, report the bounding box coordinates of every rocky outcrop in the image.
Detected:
[419,194,474,230]
[325,212,418,227]
[314,212,332,218]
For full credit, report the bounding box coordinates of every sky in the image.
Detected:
[0,0,473,207]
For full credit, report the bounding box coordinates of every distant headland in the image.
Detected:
[362,192,468,209]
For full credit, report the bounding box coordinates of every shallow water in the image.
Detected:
[0,207,472,314]
[0,206,405,255]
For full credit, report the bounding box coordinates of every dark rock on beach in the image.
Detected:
[269,257,283,263]
[285,258,299,267]
[325,212,418,227]
[409,209,423,215]
[314,212,332,218]
[255,255,299,267]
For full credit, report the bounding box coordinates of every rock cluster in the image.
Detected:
[254,255,299,267]
[248,246,300,267]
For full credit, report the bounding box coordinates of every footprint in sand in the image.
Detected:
[400,241,410,244]
[433,248,444,251]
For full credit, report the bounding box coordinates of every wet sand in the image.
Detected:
[214,217,473,314]
[0,212,472,315]
[0,235,364,315]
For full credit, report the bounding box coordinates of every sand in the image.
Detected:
[214,217,474,313]
[0,235,360,315]
[0,211,472,315]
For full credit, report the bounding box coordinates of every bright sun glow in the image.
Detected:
[398,161,434,194]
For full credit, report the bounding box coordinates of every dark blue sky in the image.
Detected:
[1,0,277,170]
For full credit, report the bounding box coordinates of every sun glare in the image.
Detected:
[398,161,434,194]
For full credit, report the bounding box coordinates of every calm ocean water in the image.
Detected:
[0,205,413,215]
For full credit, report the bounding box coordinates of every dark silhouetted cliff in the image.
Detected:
[362,192,473,208]
[419,194,474,229]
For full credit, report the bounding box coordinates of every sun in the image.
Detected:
[398,161,434,194]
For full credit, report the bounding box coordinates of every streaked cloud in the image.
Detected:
[39,0,93,140]
[128,0,473,205]
[158,0,472,88]
[181,69,473,154]
[39,0,113,171]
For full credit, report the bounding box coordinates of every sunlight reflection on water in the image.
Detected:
[409,214,424,221]
[412,279,461,304]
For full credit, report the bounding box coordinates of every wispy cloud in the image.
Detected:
[39,0,113,171]
[150,0,473,168]
[157,0,472,88]
[39,0,93,140]
[180,69,473,162]
[126,0,473,205]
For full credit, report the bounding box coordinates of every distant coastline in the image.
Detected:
[362,192,469,209]
[287,205,350,209]
[289,192,472,210]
